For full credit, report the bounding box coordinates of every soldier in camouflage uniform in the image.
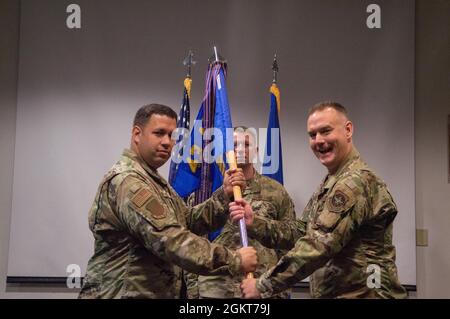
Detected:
[234,101,407,298]
[189,127,296,298]
[79,104,257,299]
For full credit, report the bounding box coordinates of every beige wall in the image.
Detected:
[0,0,77,299]
[0,0,19,299]
[415,0,450,299]
[0,0,449,298]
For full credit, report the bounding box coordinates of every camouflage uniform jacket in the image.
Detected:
[198,171,296,298]
[79,149,241,299]
[250,149,407,298]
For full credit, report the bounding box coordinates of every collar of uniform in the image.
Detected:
[323,148,360,190]
[243,170,261,195]
[121,149,168,186]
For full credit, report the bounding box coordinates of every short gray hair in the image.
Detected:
[308,101,349,119]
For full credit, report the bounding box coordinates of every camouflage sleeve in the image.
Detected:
[276,188,298,225]
[185,186,231,235]
[184,271,200,299]
[113,175,242,277]
[248,216,306,250]
[256,178,367,298]
[360,170,398,223]
[247,189,305,250]
[274,190,299,259]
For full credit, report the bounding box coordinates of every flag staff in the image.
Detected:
[211,46,253,278]
[272,53,279,84]
[271,53,281,114]
[214,46,219,63]
[183,50,196,78]
[168,51,194,185]
[209,46,226,65]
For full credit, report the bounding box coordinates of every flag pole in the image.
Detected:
[272,53,278,84]
[213,46,253,278]
[168,51,195,185]
[183,50,196,79]
[225,149,253,280]
[214,46,219,63]
[271,53,281,114]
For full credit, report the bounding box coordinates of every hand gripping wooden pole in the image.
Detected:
[226,150,254,279]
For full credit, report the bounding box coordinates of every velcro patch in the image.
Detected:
[144,198,166,219]
[344,179,358,191]
[328,189,349,212]
[129,183,141,194]
[131,188,151,208]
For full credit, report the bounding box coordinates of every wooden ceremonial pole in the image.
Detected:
[225,150,253,279]
[213,46,254,279]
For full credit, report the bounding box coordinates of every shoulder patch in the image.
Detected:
[329,189,349,212]
[144,198,166,219]
[131,188,151,208]
[326,183,356,214]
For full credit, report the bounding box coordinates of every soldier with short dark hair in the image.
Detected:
[79,103,257,299]
[233,101,407,299]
